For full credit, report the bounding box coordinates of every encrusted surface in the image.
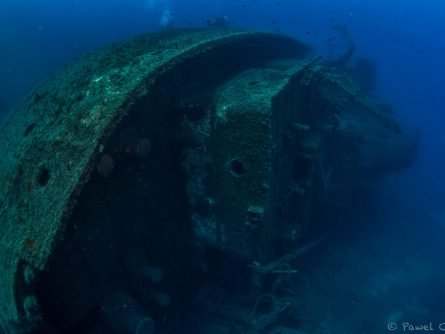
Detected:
[0,29,306,332]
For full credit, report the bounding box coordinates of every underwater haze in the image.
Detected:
[1,0,445,333]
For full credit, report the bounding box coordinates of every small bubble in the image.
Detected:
[136,138,152,157]
[97,154,114,178]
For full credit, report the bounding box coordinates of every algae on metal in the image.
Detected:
[0,29,308,332]
[0,27,416,333]
[185,62,304,260]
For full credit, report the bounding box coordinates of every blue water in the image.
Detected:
[1,1,445,333]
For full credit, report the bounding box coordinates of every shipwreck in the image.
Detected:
[0,29,416,333]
